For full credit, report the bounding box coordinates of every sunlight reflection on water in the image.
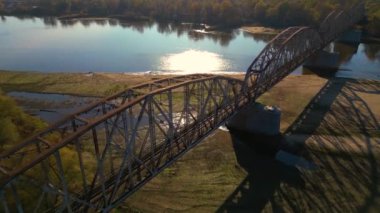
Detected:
[159,49,231,74]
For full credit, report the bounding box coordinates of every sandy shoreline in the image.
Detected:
[241,26,280,35]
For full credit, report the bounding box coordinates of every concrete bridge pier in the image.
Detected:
[226,103,282,155]
[226,103,281,135]
[303,29,362,73]
[303,50,340,72]
[337,29,362,44]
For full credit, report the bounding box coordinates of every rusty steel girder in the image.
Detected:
[243,27,323,100]
[0,3,365,212]
[0,75,245,212]
[242,3,364,103]
[0,74,214,167]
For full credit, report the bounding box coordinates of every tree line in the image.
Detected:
[0,0,379,34]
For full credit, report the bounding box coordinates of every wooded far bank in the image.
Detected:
[1,0,379,37]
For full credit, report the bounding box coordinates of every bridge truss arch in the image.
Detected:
[0,3,365,212]
[243,2,365,100]
[0,75,245,212]
[243,26,323,99]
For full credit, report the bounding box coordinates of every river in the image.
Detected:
[1,16,380,124]
[1,16,379,78]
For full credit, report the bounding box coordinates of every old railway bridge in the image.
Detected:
[0,4,365,212]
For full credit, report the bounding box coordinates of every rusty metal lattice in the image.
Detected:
[0,4,364,212]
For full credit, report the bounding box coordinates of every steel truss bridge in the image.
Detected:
[0,4,364,212]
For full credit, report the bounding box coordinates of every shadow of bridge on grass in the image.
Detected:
[217,78,380,212]
[0,4,366,211]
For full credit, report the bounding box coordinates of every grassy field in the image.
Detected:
[0,71,173,97]
[1,71,379,212]
[121,77,380,213]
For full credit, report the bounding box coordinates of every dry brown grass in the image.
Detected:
[2,71,379,212]
[0,71,171,96]
[124,76,380,212]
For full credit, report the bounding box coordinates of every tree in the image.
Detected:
[253,0,267,22]
[70,0,84,12]
[219,0,240,26]
[2,0,377,37]
[106,0,120,12]
[368,15,380,37]
[0,0,4,12]
[54,0,71,13]
[87,0,107,15]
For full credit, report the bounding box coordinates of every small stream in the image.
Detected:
[8,91,99,124]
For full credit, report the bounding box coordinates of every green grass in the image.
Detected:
[1,72,380,212]
[0,88,46,150]
[0,71,161,97]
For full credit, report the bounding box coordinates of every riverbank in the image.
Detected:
[0,71,246,97]
[241,26,280,35]
[57,13,151,22]
[242,25,380,44]
[1,71,379,211]
[0,71,175,97]
[2,0,379,38]
[1,70,378,135]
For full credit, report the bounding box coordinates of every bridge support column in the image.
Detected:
[226,103,282,155]
[338,29,362,44]
[304,50,340,71]
[226,103,281,136]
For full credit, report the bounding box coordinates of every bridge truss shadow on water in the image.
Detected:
[217,78,380,212]
[0,4,366,212]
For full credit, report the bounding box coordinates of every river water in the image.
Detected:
[1,16,380,123]
[0,16,269,74]
[1,16,379,78]
[7,91,99,123]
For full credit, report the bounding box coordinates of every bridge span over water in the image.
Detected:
[0,4,365,212]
